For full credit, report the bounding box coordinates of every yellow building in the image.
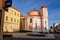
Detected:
[3,7,20,32]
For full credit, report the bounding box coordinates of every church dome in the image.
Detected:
[28,9,41,16]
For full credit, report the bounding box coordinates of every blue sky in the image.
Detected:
[12,0,60,27]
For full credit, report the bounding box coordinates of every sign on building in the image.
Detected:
[4,0,12,11]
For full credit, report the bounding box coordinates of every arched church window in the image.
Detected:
[30,18,32,23]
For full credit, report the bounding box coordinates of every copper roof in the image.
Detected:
[20,13,24,17]
[23,17,27,20]
[28,9,42,16]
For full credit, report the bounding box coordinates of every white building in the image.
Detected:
[25,5,48,31]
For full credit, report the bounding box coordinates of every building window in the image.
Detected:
[6,16,8,21]
[30,18,32,23]
[45,21,47,30]
[14,19,16,22]
[17,13,19,16]
[15,12,16,15]
[11,18,13,22]
[5,26,7,31]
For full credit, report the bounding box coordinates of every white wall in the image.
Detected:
[27,16,41,30]
[41,8,48,30]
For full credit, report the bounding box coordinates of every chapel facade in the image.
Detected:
[25,5,48,31]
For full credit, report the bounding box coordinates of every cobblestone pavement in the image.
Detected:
[3,33,60,40]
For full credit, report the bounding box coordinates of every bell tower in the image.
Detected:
[41,5,48,30]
